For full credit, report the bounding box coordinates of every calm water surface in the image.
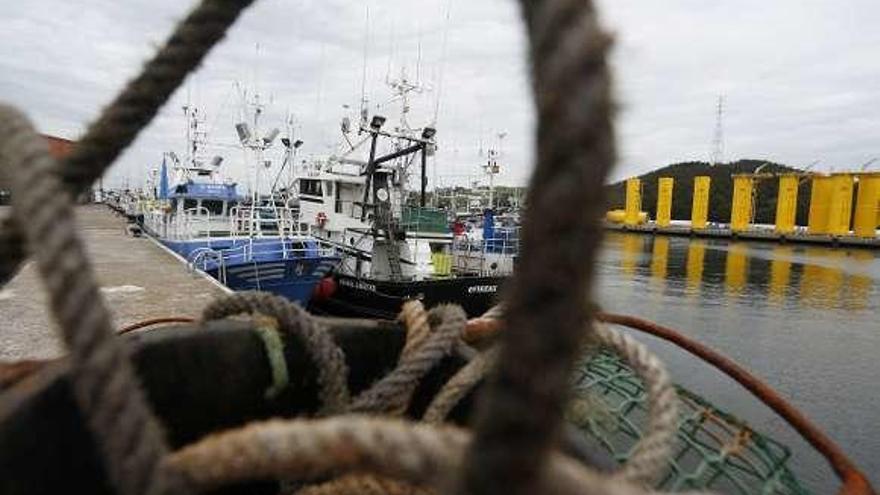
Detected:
[595,233,880,492]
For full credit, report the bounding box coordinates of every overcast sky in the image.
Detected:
[2,1,880,190]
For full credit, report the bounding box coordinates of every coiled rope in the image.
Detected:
[202,291,351,414]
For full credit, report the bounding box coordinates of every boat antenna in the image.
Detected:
[416,19,423,86]
[360,3,370,119]
[385,17,396,86]
[431,0,453,126]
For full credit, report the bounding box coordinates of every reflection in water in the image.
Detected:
[768,245,793,303]
[651,237,669,281]
[603,233,878,312]
[620,234,643,276]
[725,244,749,295]
[846,251,875,311]
[798,249,845,309]
[686,240,706,296]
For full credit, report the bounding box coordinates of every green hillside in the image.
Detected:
[606,160,812,225]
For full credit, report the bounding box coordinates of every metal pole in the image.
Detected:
[361,131,379,221]
[420,144,427,207]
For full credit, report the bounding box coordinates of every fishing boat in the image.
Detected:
[141,104,339,305]
[287,79,518,319]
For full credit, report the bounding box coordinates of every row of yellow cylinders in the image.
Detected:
[622,173,880,237]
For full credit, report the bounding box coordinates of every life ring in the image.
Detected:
[316,212,328,228]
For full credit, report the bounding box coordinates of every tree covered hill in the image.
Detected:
[606,160,813,225]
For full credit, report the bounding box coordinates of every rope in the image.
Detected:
[424,320,678,486]
[461,0,617,493]
[295,475,430,495]
[0,0,256,286]
[253,315,291,400]
[165,415,670,495]
[422,347,499,423]
[117,317,196,335]
[593,323,678,486]
[349,304,465,414]
[202,291,350,414]
[0,106,188,495]
[399,300,432,359]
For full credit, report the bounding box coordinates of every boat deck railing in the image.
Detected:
[229,204,302,238]
[451,228,520,276]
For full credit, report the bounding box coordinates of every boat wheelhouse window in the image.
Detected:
[300,179,322,196]
[324,181,333,198]
[183,199,198,210]
[202,199,224,215]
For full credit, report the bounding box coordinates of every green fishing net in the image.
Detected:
[570,350,809,494]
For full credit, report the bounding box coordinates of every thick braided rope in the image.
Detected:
[423,347,499,423]
[350,304,465,414]
[202,291,350,414]
[399,300,432,359]
[462,0,616,494]
[165,415,673,495]
[593,324,679,486]
[0,0,256,285]
[295,474,431,495]
[425,323,678,486]
[0,106,188,495]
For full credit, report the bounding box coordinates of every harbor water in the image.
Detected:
[597,232,880,492]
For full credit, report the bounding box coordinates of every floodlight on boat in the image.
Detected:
[263,128,281,146]
[293,139,304,149]
[370,115,386,130]
[211,156,223,167]
[235,123,252,144]
[167,151,180,165]
[281,137,291,148]
[421,127,436,140]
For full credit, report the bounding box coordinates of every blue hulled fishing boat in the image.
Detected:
[142,105,339,305]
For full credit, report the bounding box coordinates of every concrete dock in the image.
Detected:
[0,205,228,360]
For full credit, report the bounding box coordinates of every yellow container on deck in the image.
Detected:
[827,174,854,236]
[807,175,832,234]
[730,176,754,232]
[656,178,674,227]
[691,176,711,230]
[853,174,880,238]
[624,178,642,226]
[775,175,799,234]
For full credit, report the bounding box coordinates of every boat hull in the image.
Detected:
[160,238,338,306]
[309,273,506,319]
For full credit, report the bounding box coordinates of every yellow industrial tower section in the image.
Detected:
[775,175,799,234]
[624,178,642,226]
[807,175,832,234]
[826,174,854,236]
[691,176,711,229]
[656,177,674,227]
[730,175,754,232]
[853,173,880,238]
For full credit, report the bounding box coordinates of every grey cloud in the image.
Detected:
[2,1,879,189]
